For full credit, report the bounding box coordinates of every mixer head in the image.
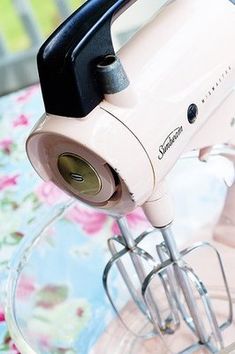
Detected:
[26,0,235,223]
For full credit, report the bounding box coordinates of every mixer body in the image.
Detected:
[25,0,235,353]
[27,0,235,224]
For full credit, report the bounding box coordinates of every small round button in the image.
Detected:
[58,153,102,196]
[187,104,198,124]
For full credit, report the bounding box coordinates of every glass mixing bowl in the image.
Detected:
[2,150,235,354]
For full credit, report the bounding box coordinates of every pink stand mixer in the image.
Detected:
[26,0,235,352]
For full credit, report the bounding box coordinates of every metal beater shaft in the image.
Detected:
[160,225,219,345]
[116,218,164,328]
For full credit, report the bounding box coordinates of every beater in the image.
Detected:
[26,0,235,352]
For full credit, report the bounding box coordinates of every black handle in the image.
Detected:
[38,0,137,118]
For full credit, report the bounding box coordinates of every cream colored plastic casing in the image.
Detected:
[27,0,235,224]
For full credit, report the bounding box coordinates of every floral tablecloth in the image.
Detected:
[0,86,151,353]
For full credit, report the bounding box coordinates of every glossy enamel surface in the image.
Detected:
[27,0,235,220]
